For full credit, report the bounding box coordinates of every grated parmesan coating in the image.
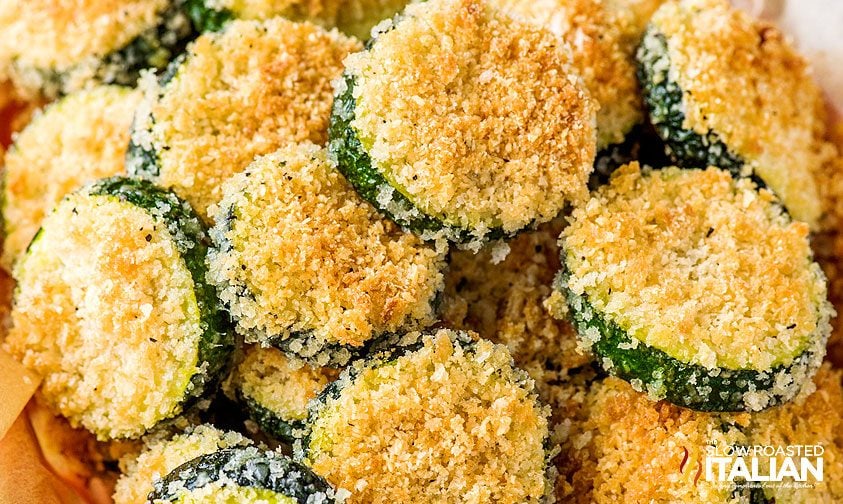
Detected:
[562,163,831,371]
[648,0,832,227]
[131,17,360,221]
[747,363,843,502]
[555,376,750,503]
[0,0,186,97]
[232,345,338,424]
[155,481,295,503]
[442,220,592,397]
[206,144,445,359]
[346,0,596,234]
[2,85,142,269]
[114,425,252,504]
[490,0,665,149]
[3,191,204,439]
[210,0,411,39]
[304,329,552,503]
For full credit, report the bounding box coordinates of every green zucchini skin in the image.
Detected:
[182,0,233,32]
[636,29,744,175]
[87,176,234,402]
[558,272,821,412]
[328,72,508,244]
[239,393,303,444]
[149,447,338,503]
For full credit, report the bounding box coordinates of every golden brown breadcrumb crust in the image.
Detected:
[563,163,829,371]
[555,376,750,503]
[347,0,596,233]
[4,193,203,440]
[306,330,551,503]
[2,86,141,269]
[491,0,662,149]
[650,0,832,227]
[232,346,338,422]
[207,144,445,355]
[131,18,360,221]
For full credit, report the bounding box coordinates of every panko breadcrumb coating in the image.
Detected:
[4,179,230,440]
[207,144,445,365]
[642,0,833,227]
[555,376,751,503]
[0,0,192,97]
[304,329,552,503]
[563,163,829,373]
[491,0,664,149]
[128,17,360,221]
[2,86,142,269]
[748,363,843,502]
[229,346,338,440]
[341,0,596,240]
[442,220,592,403]
[113,425,252,504]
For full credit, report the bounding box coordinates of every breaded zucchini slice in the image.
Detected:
[184,0,411,39]
[490,0,661,151]
[302,329,553,503]
[2,85,142,269]
[228,346,338,442]
[557,164,832,412]
[3,177,233,439]
[557,376,752,503]
[636,0,832,227]
[127,17,360,221]
[0,0,194,98]
[149,447,339,503]
[330,0,596,246]
[206,144,445,366]
[114,425,252,504]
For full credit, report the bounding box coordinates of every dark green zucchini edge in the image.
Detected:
[182,0,233,32]
[300,330,554,494]
[207,203,444,367]
[87,176,234,403]
[238,392,304,444]
[636,28,745,176]
[591,122,672,188]
[555,271,824,412]
[328,71,508,244]
[149,447,338,503]
[23,2,195,98]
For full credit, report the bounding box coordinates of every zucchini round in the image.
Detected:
[126,17,360,222]
[636,0,830,227]
[557,164,832,412]
[302,329,553,503]
[229,346,338,443]
[3,176,233,439]
[0,0,194,98]
[2,85,142,269]
[206,143,445,366]
[329,0,596,246]
[150,447,339,503]
[114,424,252,504]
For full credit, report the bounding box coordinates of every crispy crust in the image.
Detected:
[304,329,551,503]
[129,17,360,221]
[113,425,251,504]
[206,144,445,364]
[346,0,596,235]
[555,376,751,503]
[2,86,141,269]
[562,163,830,371]
[647,0,831,227]
[491,0,661,149]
